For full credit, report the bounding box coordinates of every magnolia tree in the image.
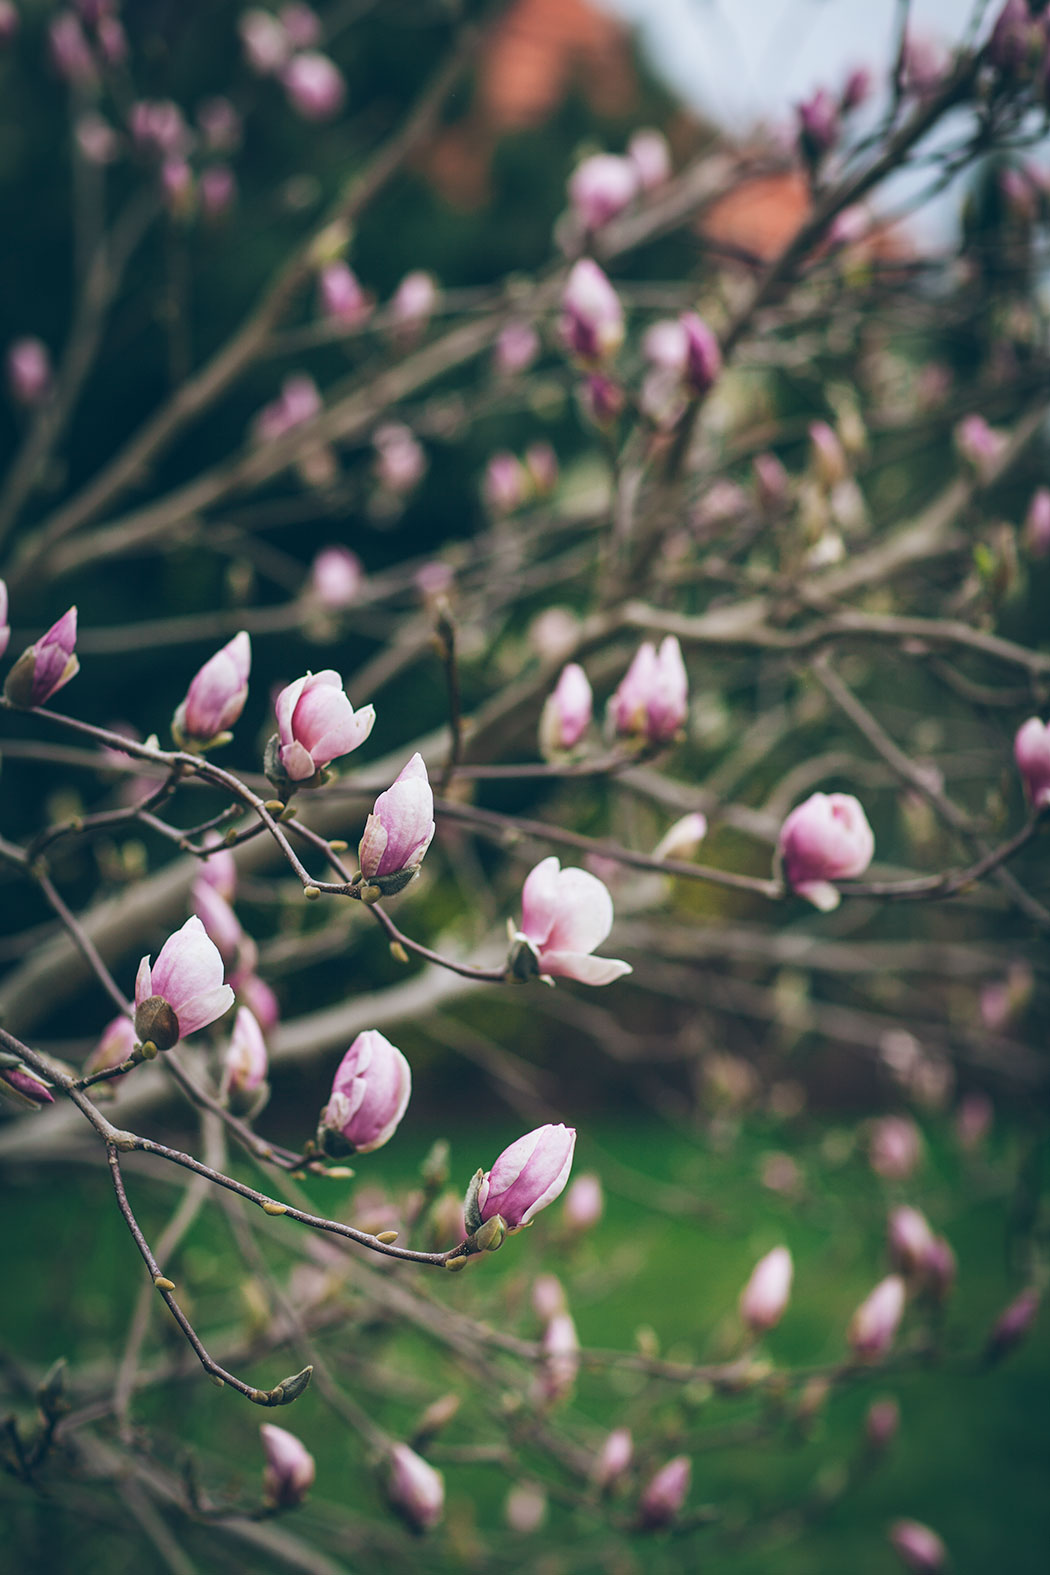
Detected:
[0,1,1048,1570]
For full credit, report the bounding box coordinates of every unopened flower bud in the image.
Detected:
[0,1061,55,1108]
[797,88,840,164]
[173,631,251,748]
[386,1443,444,1533]
[318,260,370,326]
[470,1123,576,1231]
[374,421,426,494]
[778,792,874,911]
[134,916,234,1049]
[318,1030,411,1155]
[83,1015,136,1085]
[848,1274,906,1361]
[1014,716,1050,810]
[1024,488,1050,557]
[200,164,237,221]
[524,441,558,496]
[560,259,624,363]
[240,8,291,75]
[869,1115,923,1180]
[627,128,671,190]
[531,1273,567,1321]
[984,1285,1040,1365]
[568,153,638,231]
[841,67,871,112]
[538,1310,579,1403]
[261,1423,315,1508]
[4,606,79,709]
[888,1518,947,1573]
[579,371,625,428]
[539,662,592,758]
[197,96,242,153]
[809,420,848,487]
[390,270,438,335]
[281,3,321,49]
[563,1171,603,1231]
[955,414,1007,479]
[0,3,19,46]
[49,12,96,86]
[887,1206,936,1277]
[639,1455,691,1530]
[739,1245,793,1333]
[307,545,363,610]
[7,337,51,406]
[593,1425,633,1489]
[495,319,540,378]
[282,51,346,121]
[357,752,434,895]
[609,636,688,746]
[223,1006,268,1101]
[753,452,789,512]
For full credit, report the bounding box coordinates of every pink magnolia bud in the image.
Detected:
[643,318,688,371]
[512,856,631,986]
[628,128,671,190]
[240,8,291,75]
[75,113,121,165]
[252,373,322,444]
[390,270,438,333]
[955,413,1007,479]
[841,67,872,112]
[83,1015,137,1085]
[374,421,426,494]
[869,1115,923,1180]
[653,811,708,862]
[318,260,370,326]
[0,3,19,45]
[984,1285,1040,1364]
[273,669,375,781]
[483,452,528,514]
[474,1122,577,1229]
[0,1062,54,1108]
[753,452,789,511]
[563,1171,603,1231]
[160,159,195,220]
[579,371,625,428]
[901,33,946,97]
[887,1206,936,1277]
[809,419,848,486]
[797,88,840,162]
[505,1481,548,1533]
[529,606,578,662]
[1024,487,1050,556]
[386,1443,445,1532]
[130,100,190,159]
[237,971,280,1033]
[609,636,688,746]
[173,631,251,746]
[4,606,79,709]
[954,1091,992,1152]
[49,12,96,85]
[680,312,721,396]
[538,1309,579,1403]
[848,1274,906,1360]
[539,663,593,758]
[561,259,624,363]
[568,153,638,230]
[193,879,246,968]
[739,1245,793,1333]
[7,338,51,406]
[282,50,346,121]
[639,1455,691,1530]
[200,164,237,221]
[532,1273,567,1321]
[865,1395,900,1451]
[224,1006,268,1098]
[778,791,874,911]
[358,752,435,892]
[134,915,235,1050]
[319,1030,412,1155]
[1014,716,1050,810]
[0,579,8,661]
[925,1236,956,1302]
[495,320,539,377]
[260,1423,315,1507]
[197,97,242,153]
[308,545,363,609]
[280,2,321,48]
[593,1426,633,1489]
[889,1519,947,1573]
[198,843,237,903]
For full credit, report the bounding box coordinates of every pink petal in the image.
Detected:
[542,867,614,956]
[540,951,632,986]
[519,857,561,948]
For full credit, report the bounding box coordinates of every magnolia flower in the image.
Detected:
[470,1122,577,1231]
[653,812,707,863]
[318,260,370,325]
[386,1443,445,1532]
[639,1456,691,1531]
[1014,717,1050,810]
[593,1426,633,1489]
[539,663,592,758]
[357,753,435,894]
[778,792,874,911]
[7,337,51,405]
[83,1015,137,1086]
[627,127,671,189]
[374,421,426,493]
[511,856,631,986]
[865,1397,900,1451]
[848,1274,906,1360]
[494,320,540,377]
[608,636,688,746]
[754,452,790,511]
[797,87,840,161]
[680,312,721,396]
[236,971,280,1033]
[955,413,1007,479]
[889,1519,947,1573]
[273,670,375,782]
[560,259,624,362]
[308,545,363,610]
[282,51,346,120]
[4,607,79,709]
[809,420,849,487]
[172,631,251,746]
[197,844,238,903]
[223,1006,269,1100]
[261,1424,315,1508]
[739,1245,793,1333]
[318,1030,412,1155]
[193,879,247,968]
[568,153,638,230]
[483,452,528,514]
[504,1482,548,1533]
[134,916,235,1051]
[563,1171,603,1231]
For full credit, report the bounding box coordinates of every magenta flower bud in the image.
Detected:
[282,51,346,120]
[955,413,1007,479]
[7,338,52,406]
[848,1274,906,1361]
[531,1273,566,1321]
[0,579,9,661]
[539,663,593,758]
[160,159,195,220]
[753,452,790,511]
[358,752,435,893]
[252,373,322,445]
[173,631,251,746]
[224,1006,268,1099]
[260,1423,315,1508]
[1023,487,1050,557]
[809,419,848,486]
[308,545,363,610]
[989,0,1039,76]
[579,372,625,428]
[984,1285,1040,1365]
[739,1245,793,1333]
[0,3,19,45]
[563,1171,603,1231]
[954,1091,993,1152]
[473,1122,577,1230]
[483,452,528,514]
[869,1115,923,1180]
[593,1426,633,1489]
[197,97,242,153]
[318,260,370,325]
[274,669,375,782]
[280,2,321,48]
[237,971,280,1033]
[889,1519,947,1573]
[639,1455,691,1531]
[390,270,439,333]
[130,101,190,159]
[135,916,235,1050]
[568,153,638,231]
[841,67,872,112]
[865,1396,900,1451]
[1014,716,1050,810]
[374,421,426,494]
[680,312,721,396]
[529,606,578,662]
[796,88,840,163]
[49,12,96,85]
[628,127,671,190]
[319,1030,411,1156]
[83,1014,137,1085]
[887,1206,936,1277]
[609,635,688,746]
[560,259,624,363]
[386,1443,444,1533]
[0,1062,54,1108]
[239,8,289,74]
[512,856,631,986]
[495,320,539,377]
[4,606,79,709]
[778,792,874,911]
[200,165,237,221]
[653,812,708,862]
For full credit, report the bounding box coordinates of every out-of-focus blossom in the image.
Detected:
[797,88,840,162]
[841,66,872,112]
[7,338,51,406]
[739,1245,793,1333]
[95,13,127,66]
[386,1443,445,1532]
[4,607,79,709]
[531,1273,567,1322]
[887,1206,936,1277]
[537,1309,579,1403]
[924,1236,956,1302]
[282,51,345,120]
[76,112,121,164]
[192,879,246,968]
[261,1424,315,1507]
[848,1274,906,1360]
[358,753,434,892]
[483,452,528,514]
[955,413,1007,479]
[0,3,19,45]
[865,1396,900,1451]
[560,259,624,362]
[529,606,579,662]
[653,812,707,863]
[237,971,280,1034]
[318,260,370,325]
[319,1030,412,1155]
[504,1482,548,1533]
[200,164,237,220]
[628,127,671,189]
[568,152,638,230]
[198,843,237,903]
[308,545,363,610]
[524,441,558,496]
[579,372,625,428]
[888,1519,947,1573]
[50,12,96,85]
[609,636,688,746]
[1023,487,1050,556]
[134,916,234,1050]
[0,580,8,661]
[130,100,190,159]
[984,1285,1040,1365]
[473,1123,577,1230]
[639,1456,691,1530]
[563,1171,603,1231]
[809,419,849,487]
[161,159,195,219]
[511,857,631,986]
[280,2,320,48]
[1014,716,1050,809]
[869,1115,923,1180]
[273,669,375,781]
[172,632,251,747]
[390,270,438,335]
[900,32,946,97]
[593,1426,633,1489]
[239,8,291,75]
[0,1062,54,1108]
[374,421,426,494]
[989,0,1043,77]
[979,960,1033,1031]
[495,320,540,377]
[252,373,322,445]
[954,1091,993,1152]
[223,1006,269,1099]
[197,96,242,153]
[754,452,789,512]
[778,792,874,911]
[539,663,592,758]
[680,312,721,396]
[643,318,688,371]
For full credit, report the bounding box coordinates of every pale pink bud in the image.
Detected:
[524,441,558,496]
[642,318,688,371]
[274,669,375,781]
[200,164,237,221]
[504,1482,547,1533]
[282,51,346,120]
[593,1426,633,1489]
[173,631,251,745]
[954,1091,992,1151]
[224,1006,268,1097]
[483,452,528,514]
[239,8,290,75]
[476,1122,577,1229]
[193,879,245,967]
[308,545,363,609]
[0,1063,54,1107]
[197,97,242,153]
[869,1116,923,1180]
[889,1519,947,1573]
[539,663,592,757]
[386,1443,444,1532]
[261,1423,315,1507]
[653,812,708,862]
[796,88,840,162]
[390,270,438,332]
[495,320,539,377]
[4,606,79,708]
[887,1206,936,1277]
[135,915,234,1049]
[514,856,631,986]
[7,338,51,406]
[374,421,425,493]
[984,1285,1040,1364]
[778,791,874,911]
[0,3,19,45]
[531,1273,567,1321]
[560,259,624,362]
[358,752,435,888]
[539,1310,579,1402]
[955,413,1007,478]
[1014,716,1050,810]
[809,420,848,487]
[49,12,96,85]
[579,371,625,427]
[280,2,321,48]
[680,312,721,396]
[563,1171,603,1231]
[130,100,190,159]
[627,127,671,190]
[609,635,688,746]
[0,579,8,661]
[848,1274,906,1360]
[739,1245,793,1332]
[568,153,638,230]
[1024,487,1050,556]
[900,33,946,97]
[753,452,789,511]
[252,373,321,444]
[75,112,121,165]
[237,971,280,1033]
[865,1396,900,1451]
[81,1015,136,1085]
[319,1030,411,1155]
[318,260,370,325]
[639,1455,691,1530]
[529,606,578,662]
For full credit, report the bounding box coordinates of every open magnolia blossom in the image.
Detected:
[508,856,632,986]
[778,791,875,910]
[273,669,375,782]
[134,915,235,1051]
